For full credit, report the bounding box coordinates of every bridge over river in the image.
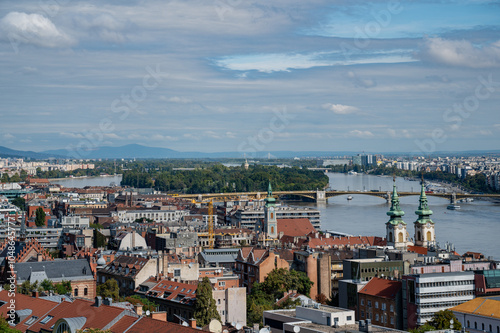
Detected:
[176,190,500,203]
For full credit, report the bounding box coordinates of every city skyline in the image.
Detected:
[1,0,500,155]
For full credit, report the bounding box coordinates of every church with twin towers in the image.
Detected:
[386,178,436,249]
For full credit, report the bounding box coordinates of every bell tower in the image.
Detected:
[414,179,435,247]
[386,178,408,249]
[264,182,277,239]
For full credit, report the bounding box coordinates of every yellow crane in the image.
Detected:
[192,198,215,249]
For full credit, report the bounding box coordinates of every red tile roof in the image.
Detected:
[147,279,198,304]
[0,291,59,330]
[28,298,127,332]
[109,314,138,332]
[359,277,402,299]
[277,218,315,237]
[407,245,428,255]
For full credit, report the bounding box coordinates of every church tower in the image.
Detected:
[386,178,408,249]
[264,182,277,239]
[414,179,435,247]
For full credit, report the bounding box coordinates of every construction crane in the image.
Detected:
[208,199,214,249]
[192,198,215,249]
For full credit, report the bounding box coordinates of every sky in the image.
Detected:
[1,0,500,156]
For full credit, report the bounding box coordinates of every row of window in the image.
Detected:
[73,288,88,297]
[467,321,500,333]
[417,280,473,288]
[359,266,399,273]
[360,299,394,313]
[417,290,473,299]
[359,311,395,326]
[417,300,465,309]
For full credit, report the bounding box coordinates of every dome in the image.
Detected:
[97,256,106,266]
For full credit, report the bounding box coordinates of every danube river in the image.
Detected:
[292,173,500,260]
[51,173,500,259]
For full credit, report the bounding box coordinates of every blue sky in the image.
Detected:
[0,0,499,155]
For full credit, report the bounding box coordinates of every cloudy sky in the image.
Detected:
[1,0,500,155]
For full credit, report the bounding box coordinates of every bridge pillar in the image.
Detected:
[316,190,327,203]
[386,192,391,203]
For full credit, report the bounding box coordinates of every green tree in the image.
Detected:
[125,295,158,312]
[18,280,32,295]
[194,277,221,327]
[0,315,22,333]
[35,207,46,227]
[429,310,462,331]
[41,279,54,292]
[410,322,436,333]
[54,280,72,295]
[97,278,119,300]
[11,197,26,211]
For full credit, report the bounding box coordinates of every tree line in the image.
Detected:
[121,164,329,193]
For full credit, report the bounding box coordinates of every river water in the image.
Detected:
[51,173,500,259]
[292,173,500,260]
[50,175,123,188]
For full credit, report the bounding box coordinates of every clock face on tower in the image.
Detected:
[270,207,274,212]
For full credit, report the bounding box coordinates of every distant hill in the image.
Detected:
[0,146,64,159]
[2,144,499,160]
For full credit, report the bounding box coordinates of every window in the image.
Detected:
[174,269,181,277]
[74,288,78,297]
[375,301,379,309]
[382,303,386,311]
[375,314,379,322]
[40,315,54,325]
[219,281,225,287]
[347,316,352,321]
[467,321,470,328]
[490,325,492,332]
[361,311,365,318]
[390,317,394,325]
[390,304,394,312]
[56,322,69,333]
[483,324,485,331]
[475,322,478,329]
[360,298,364,306]
[84,288,88,296]
[367,300,372,307]
[218,299,221,305]
[25,316,38,325]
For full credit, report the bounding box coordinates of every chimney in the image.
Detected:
[359,320,365,331]
[134,304,143,316]
[104,297,113,306]
[32,290,39,298]
[189,318,197,328]
[366,319,372,332]
[95,296,102,307]
[151,312,167,322]
[37,253,43,262]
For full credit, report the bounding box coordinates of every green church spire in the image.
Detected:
[387,177,405,225]
[265,181,276,205]
[415,179,433,224]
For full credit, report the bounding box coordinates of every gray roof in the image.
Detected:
[199,252,238,264]
[15,259,93,283]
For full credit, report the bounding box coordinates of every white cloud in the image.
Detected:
[419,37,500,68]
[322,103,358,114]
[387,128,412,139]
[3,133,15,139]
[0,12,75,48]
[349,130,374,138]
[161,96,192,104]
[60,132,84,139]
[226,131,236,138]
[73,13,125,43]
[479,130,492,136]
